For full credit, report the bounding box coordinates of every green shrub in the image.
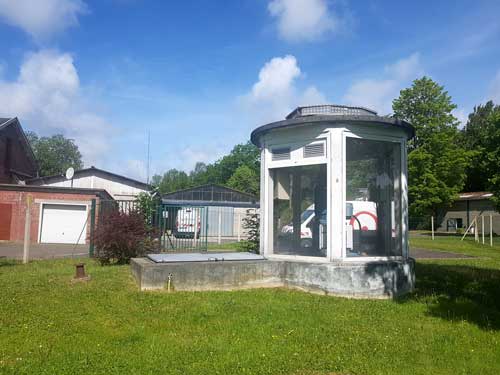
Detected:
[240,209,259,253]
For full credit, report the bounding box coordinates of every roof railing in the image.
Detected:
[286,104,378,119]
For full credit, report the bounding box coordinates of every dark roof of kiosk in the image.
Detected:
[251,104,415,146]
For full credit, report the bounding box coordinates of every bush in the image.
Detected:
[135,191,160,227]
[239,209,260,253]
[93,210,158,265]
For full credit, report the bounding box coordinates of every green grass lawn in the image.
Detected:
[1,238,500,374]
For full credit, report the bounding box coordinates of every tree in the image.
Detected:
[209,141,260,184]
[227,165,259,196]
[135,191,161,227]
[392,77,471,218]
[26,132,83,176]
[152,169,190,194]
[189,162,209,186]
[149,141,260,196]
[480,111,500,210]
[461,101,500,192]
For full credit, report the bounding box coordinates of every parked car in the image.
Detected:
[281,201,379,249]
[174,207,201,238]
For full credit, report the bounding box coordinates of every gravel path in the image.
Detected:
[409,247,474,259]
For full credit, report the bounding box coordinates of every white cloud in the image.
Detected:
[242,55,327,122]
[268,0,339,42]
[488,69,500,104]
[0,49,111,164]
[0,0,87,40]
[300,86,327,106]
[385,53,422,81]
[453,108,468,128]
[148,144,227,175]
[343,53,423,115]
[251,55,301,101]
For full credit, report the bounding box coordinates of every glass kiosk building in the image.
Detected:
[251,104,415,297]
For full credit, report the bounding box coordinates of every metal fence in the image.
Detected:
[93,200,256,254]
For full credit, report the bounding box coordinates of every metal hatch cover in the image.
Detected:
[147,252,265,263]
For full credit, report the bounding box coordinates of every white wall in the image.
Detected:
[34,174,148,200]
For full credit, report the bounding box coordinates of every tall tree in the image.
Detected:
[152,169,190,194]
[392,77,471,218]
[26,132,83,177]
[210,141,260,184]
[189,162,209,186]
[486,111,500,211]
[227,165,259,196]
[461,101,500,192]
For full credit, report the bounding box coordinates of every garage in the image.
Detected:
[0,203,12,240]
[40,204,88,244]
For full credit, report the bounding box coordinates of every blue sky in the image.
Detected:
[0,0,499,181]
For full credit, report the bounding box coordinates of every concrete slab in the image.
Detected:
[131,257,284,292]
[131,256,415,299]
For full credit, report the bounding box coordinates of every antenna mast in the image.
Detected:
[146,131,150,184]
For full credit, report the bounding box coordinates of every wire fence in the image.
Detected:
[95,200,257,253]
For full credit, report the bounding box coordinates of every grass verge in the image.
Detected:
[1,237,500,374]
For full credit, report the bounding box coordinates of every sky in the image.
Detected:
[0,0,499,182]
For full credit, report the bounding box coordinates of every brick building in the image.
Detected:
[0,185,112,244]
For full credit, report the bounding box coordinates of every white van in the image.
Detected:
[174,207,201,238]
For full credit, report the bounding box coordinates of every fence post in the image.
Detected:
[482,215,485,244]
[491,214,494,247]
[474,216,479,242]
[193,207,198,248]
[89,199,96,257]
[23,194,32,264]
[431,216,434,240]
[237,212,241,242]
[218,209,222,245]
[205,206,209,251]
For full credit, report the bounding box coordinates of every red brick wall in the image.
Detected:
[0,190,100,243]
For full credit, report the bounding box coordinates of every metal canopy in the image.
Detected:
[147,252,265,263]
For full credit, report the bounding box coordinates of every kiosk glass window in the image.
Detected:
[345,138,402,257]
[272,164,327,257]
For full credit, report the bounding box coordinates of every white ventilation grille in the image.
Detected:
[303,143,325,158]
[271,147,291,161]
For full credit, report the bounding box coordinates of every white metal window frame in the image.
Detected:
[36,200,91,244]
[263,136,331,262]
[267,138,328,169]
[341,129,407,262]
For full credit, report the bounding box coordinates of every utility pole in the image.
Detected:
[23,194,32,264]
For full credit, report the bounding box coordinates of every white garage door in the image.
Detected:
[40,204,88,244]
